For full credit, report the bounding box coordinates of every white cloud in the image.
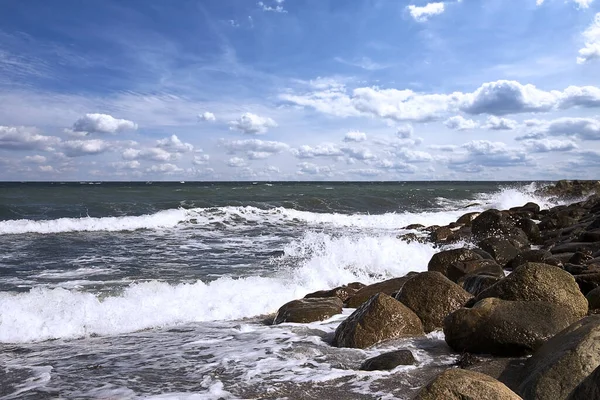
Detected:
[341,147,376,160]
[192,154,210,165]
[228,157,247,167]
[0,126,59,150]
[371,159,417,173]
[292,143,343,158]
[344,131,367,142]
[247,151,272,160]
[577,13,600,64]
[407,2,445,22]
[396,124,414,138]
[62,139,112,157]
[429,144,459,152]
[258,0,287,13]
[147,163,183,174]
[346,168,382,177]
[156,135,194,153]
[523,117,600,140]
[395,148,433,163]
[483,116,518,130]
[444,115,478,130]
[221,139,289,154]
[450,140,531,169]
[24,155,47,164]
[229,112,278,134]
[297,162,333,175]
[39,165,56,173]
[72,113,137,134]
[122,147,176,162]
[198,112,216,122]
[111,161,141,170]
[523,138,578,152]
[573,0,594,9]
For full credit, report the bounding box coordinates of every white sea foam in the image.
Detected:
[0,230,436,343]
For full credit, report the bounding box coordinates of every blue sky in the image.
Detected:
[1,0,599,180]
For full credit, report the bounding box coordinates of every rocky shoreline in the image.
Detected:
[270,180,600,399]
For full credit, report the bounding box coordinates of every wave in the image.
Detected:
[0,232,437,343]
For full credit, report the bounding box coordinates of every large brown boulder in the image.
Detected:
[395,272,472,333]
[345,274,417,308]
[359,350,415,371]
[478,237,521,266]
[273,297,343,324]
[566,364,600,400]
[414,368,522,400]
[427,248,483,281]
[519,316,600,400]
[444,298,578,356]
[332,293,424,349]
[475,262,588,319]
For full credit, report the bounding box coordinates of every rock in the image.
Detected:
[456,212,480,226]
[429,226,453,243]
[401,223,425,230]
[444,298,577,356]
[471,209,520,240]
[576,272,600,295]
[395,272,472,333]
[515,217,542,244]
[510,202,541,214]
[427,248,483,280]
[475,262,588,319]
[304,283,364,303]
[569,250,593,265]
[566,364,600,400]
[459,273,503,296]
[397,232,426,244]
[504,249,552,270]
[359,350,415,371]
[332,293,424,349]
[519,316,600,400]
[578,229,600,242]
[551,242,600,255]
[414,368,522,400]
[586,287,600,311]
[537,180,600,199]
[345,274,417,308]
[273,297,343,324]
[478,237,521,266]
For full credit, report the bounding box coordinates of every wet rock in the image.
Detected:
[273,297,343,324]
[395,271,472,333]
[550,242,600,255]
[401,223,425,230]
[414,368,522,400]
[478,237,521,266]
[569,250,593,265]
[519,316,600,400]
[427,248,483,281]
[515,217,542,244]
[429,226,453,243]
[359,350,415,371]
[332,293,424,349]
[537,180,600,199]
[304,283,364,303]
[345,274,417,308]
[444,298,577,356]
[510,202,541,214]
[459,273,503,296]
[397,232,426,244]
[471,209,521,240]
[456,211,480,226]
[578,229,600,242]
[586,287,600,311]
[566,364,600,400]
[504,249,552,270]
[575,272,600,295]
[475,262,588,319]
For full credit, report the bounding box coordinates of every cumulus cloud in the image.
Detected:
[198,112,216,122]
[297,162,333,175]
[221,139,289,154]
[258,0,287,13]
[452,140,531,168]
[292,143,343,158]
[573,0,594,9]
[370,159,417,173]
[395,148,434,163]
[24,155,47,164]
[228,157,247,167]
[111,161,141,170]
[483,116,518,130]
[341,147,376,160]
[229,112,278,134]
[122,147,176,162]
[522,117,600,140]
[156,135,194,153]
[62,139,112,157]
[522,138,578,152]
[72,113,138,134]
[147,163,183,174]
[444,116,478,130]
[577,13,600,64]
[396,124,414,138]
[407,2,445,22]
[0,126,59,150]
[344,131,367,142]
[192,154,210,165]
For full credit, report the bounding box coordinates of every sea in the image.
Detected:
[0,181,567,400]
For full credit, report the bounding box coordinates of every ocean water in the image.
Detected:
[0,181,562,399]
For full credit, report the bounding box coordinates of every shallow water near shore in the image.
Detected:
[0,181,564,399]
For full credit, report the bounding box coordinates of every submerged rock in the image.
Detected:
[519,316,600,400]
[396,271,472,333]
[273,297,343,324]
[475,262,588,319]
[414,368,522,400]
[444,298,577,356]
[359,350,415,371]
[332,293,424,349]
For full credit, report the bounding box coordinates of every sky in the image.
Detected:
[1,0,600,181]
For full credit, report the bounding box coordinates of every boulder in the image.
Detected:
[519,316,600,400]
[586,286,600,311]
[471,209,517,238]
[475,262,588,319]
[576,272,600,295]
[304,282,364,303]
[427,248,483,280]
[456,211,480,226]
[396,272,472,333]
[515,217,542,244]
[359,350,415,371]
[332,293,424,349]
[566,364,600,400]
[537,179,600,199]
[459,273,503,296]
[273,297,343,324]
[504,249,552,270]
[429,226,453,243]
[478,237,521,266]
[444,298,577,356]
[510,202,541,214]
[345,274,417,308]
[397,232,426,244]
[414,368,522,400]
